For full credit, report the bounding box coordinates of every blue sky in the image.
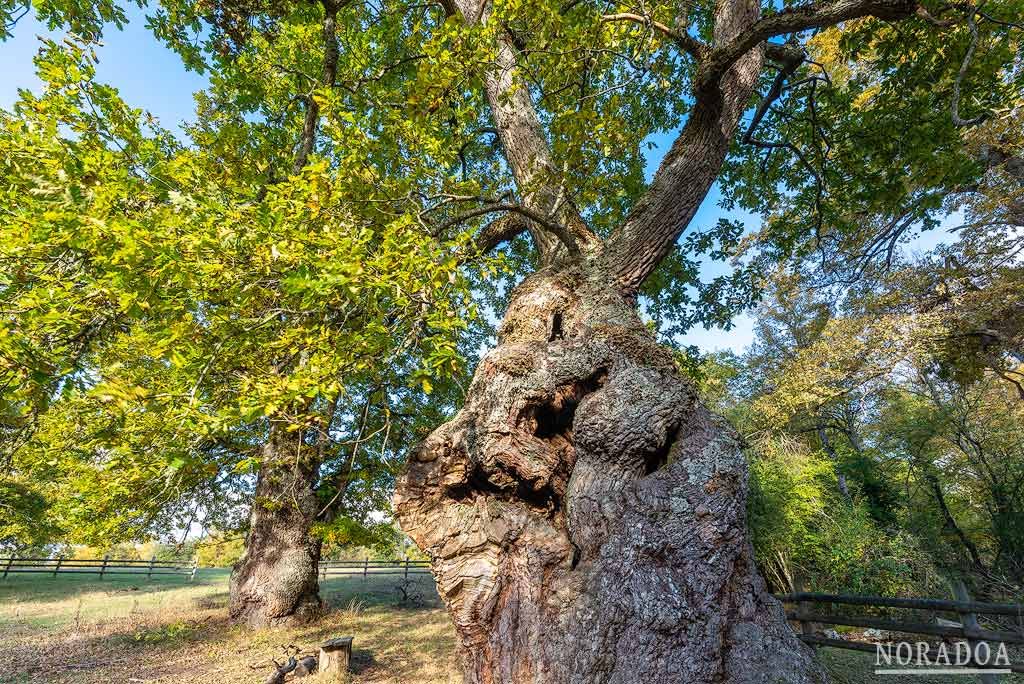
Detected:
[0,9,951,356]
[0,11,207,135]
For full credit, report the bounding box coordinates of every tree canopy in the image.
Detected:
[0,0,1021,614]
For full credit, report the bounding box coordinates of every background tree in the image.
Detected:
[0,33,485,627]
[732,254,1023,599]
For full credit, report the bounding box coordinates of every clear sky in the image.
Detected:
[0,9,951,356]
[0,11,207,136]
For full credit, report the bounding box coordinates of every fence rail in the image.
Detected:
[318,558,431,580]
[1,556,197,580]
[776,589,1024,678]
[0,556,431,582]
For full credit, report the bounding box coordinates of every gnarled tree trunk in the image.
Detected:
[230,434,323,628]
[396,266,827,684]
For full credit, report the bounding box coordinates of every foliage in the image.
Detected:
[195,533,244,567]
[0,476,55,551]
[0,36,484,548]
[722,5,1023,288]
[735,253,1024,597]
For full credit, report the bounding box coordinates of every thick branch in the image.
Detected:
[952,13,986,127]
[698,0,917,90]
[742,50,805,145]
[600,12,708,59]
[605,0,923,293]
[474,213,530,253]
[604,0,762,293]
[293,0,342,174]
[443,0,600,264]
[442,203,579,255]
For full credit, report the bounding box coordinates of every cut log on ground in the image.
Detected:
[319,636,353,680]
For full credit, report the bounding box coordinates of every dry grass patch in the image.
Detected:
[0,571,458,684]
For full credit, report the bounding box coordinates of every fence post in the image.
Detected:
[363,557,368,580]
[954,579,998,684]
[2,556,13,580]
[147,555,156,580]
[798,597,815,646]
[53,556,63,577]
[404,557,410,579]
[99,554,109,581]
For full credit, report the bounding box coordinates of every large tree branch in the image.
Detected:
[442,0,601,264]
[604,0,922,293]
[293,0,343,174]
[951,12,986,127]
[474,213,530,253]
[600,12,708,59]
[697,0,917,91]
[604,0,763,293]
[442,203,580,255]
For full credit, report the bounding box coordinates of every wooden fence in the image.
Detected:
[776,589,1024,678]
[0,556,430,582]
[1,556,197,580]
[318,558,431,581]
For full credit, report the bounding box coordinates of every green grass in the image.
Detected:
[0,569,439,629]
[0,570,229,629]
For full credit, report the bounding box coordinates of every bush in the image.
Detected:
[748,434,942,599]
[195,532,244,568]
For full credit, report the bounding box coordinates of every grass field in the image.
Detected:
[1,571,1020,683]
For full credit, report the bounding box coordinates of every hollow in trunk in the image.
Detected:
[396,266,828,684]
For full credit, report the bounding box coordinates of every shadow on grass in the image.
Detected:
[350,648,381,674]
[6,611,241,683]
[320,573,443,611]
[3,570,458,684]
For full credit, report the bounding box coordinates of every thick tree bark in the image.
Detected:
[230,431,323,628]
[396,266,828,684]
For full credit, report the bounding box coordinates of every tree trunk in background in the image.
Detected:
[396,266,827,684]
[229,432,323,628]
[816,425,852,502]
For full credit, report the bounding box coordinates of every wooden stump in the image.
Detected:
[319,637,353,681]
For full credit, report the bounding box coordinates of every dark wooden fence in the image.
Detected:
[318,558,431,581]
[1,556,197,580]
[776,589,1024,677]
